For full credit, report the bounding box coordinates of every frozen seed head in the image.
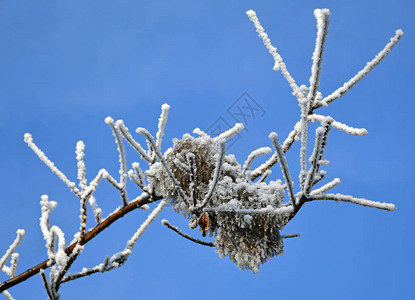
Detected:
[148,133,289,272]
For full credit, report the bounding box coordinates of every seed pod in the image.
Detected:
[198,213,209,237]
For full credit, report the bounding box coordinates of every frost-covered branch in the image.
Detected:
[24,133,81,198]
[116,120,153,163]
[2,291,15,300]
[242,147,272,174]
[197,140,226,210]
[308,114,367,136]
[105,117,128,206]
[304,118,333,195]
[246,9,299,93]
[308,9,330,108]
[125,199,169,251]
[316,29,403,108]
[307,193,396,211]
[0,230,24,274]
[1,6,403,295]
[269,132,296,206]
[136,127,191,207]
[75,141,87,192]
[310,178,341,195]
[213,123,244,142]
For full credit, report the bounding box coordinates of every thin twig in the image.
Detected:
[105,117,128,206]
[269,132,296,206]
[162,219,214,247]
[40,269,54,300]
[307,193,396,211]
[316,29,403,108]
[24,133,81,198]
[246,10,299,93]
[197,140,226,210]
[308,9,330,109]
[281,233,301,239]
[0,230,25,272]
[242,147,272,174]
[136,127,191,208]
[115,120,153,163]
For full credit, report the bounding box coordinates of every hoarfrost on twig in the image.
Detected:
[0,230,25,274]
[246,9,299,93]
[307,193,396,211]
[310,178,341,195]
[24,133,81,198]
[316,29,403,108]
[242,147,272,174]
[269,132,296,205]
[213,123,244,142]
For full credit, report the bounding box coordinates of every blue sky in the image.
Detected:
[0,0,414,299]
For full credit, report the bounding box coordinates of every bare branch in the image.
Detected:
[162,219,214,247]
[281,233,301,239]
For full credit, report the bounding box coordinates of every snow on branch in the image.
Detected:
[0,230,25,275]
[24,133,81,198]
[2,290,15,300]
[213,123,244,142]
[105,117,128,205]
[75,141,87,192]
[242,147,272,174]
[269,132,296,205]
[136,127,191,207]
[156,104,170,150]
[317,29,403,107]
[197,139,226,210]
[307,193,396,211]
[115,120,153,163]
[310,178,341,195]
[128,162,147,190]
[39,196,68,268]
[308,9,330,108]
[246,9,299,93]
[308,114,368,136]
[304,117,333,195]
[125,199,169,251]
[62,198,170,288]
[1,7,402,295]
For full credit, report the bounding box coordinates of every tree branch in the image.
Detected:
[162,219,214,247]
[0,193,160,293]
